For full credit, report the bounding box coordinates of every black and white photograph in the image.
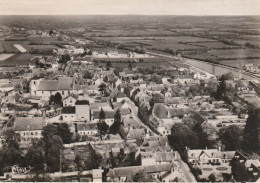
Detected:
[0,0,259,182]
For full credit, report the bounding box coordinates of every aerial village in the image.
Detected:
[0,25,259,182]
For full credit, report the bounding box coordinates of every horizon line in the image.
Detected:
[0,14,260,16]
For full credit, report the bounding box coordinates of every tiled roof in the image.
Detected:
[168,108,190,118]
[117,92,126,98]
[62,106,76,114]
[93,110,115,119]
[90,102,109,109]
[37,80,58,91]
[77,123,97,131]
[75,100,89,105]
[58,77,75,90]
[14,117,46,131]
[107,163,174,181]
[127,129,145,139]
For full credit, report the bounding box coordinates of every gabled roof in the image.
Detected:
[107,163,174,181]
[117,92,126,98]
[77,123,97,131]
[168,108,190,118]
[62,106,76,114]
[127,129,145,139]
[93,110,115,119]
[58,77,75,90]
[37,80,58,91]
[75,100,89,105]
[14,117,46,131]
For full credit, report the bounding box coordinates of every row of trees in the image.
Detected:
[97,108,122,140]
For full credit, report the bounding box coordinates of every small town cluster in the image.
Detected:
[0,26,259,182]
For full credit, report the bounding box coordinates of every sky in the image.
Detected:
[0,0,259,15]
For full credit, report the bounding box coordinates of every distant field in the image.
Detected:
[0,54,15,61]
[188,41,239,49]
[85,29,180,37]
[209,49,260,59]
[0,41,19,53]
[13,44,27,53]
[94,57,159,62]
[0,53,36,66]
[100,61,173,68]
[217,59,260,67]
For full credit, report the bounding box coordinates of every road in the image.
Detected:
[125,98,157,136]
[147,51,260,81]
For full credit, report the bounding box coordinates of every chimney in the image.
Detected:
[218,146,221,152]
[165,141,168,147]
[170,165,174,173]
[205,147,207,150]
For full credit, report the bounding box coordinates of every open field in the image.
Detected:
[188,41,239,49]
[84,28,180,37]
[0,54,15,61]
[13,44,27,53]
[209,49,260,59]
[217,59,260,67]
[0,41,19,53]
[0,53,37,66]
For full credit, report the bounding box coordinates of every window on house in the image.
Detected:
[31,132,33,135]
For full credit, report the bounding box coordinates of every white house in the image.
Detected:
[63,95,77,107]
[13,117,47,145]
[77,123,98,136]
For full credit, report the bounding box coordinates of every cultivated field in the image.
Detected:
[0,54,15,61]
[0,53,36,66]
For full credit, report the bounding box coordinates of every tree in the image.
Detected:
[194,123,215,149]
[133,170,153,182]
[243,107,260,153]
[230,158,249,182]
[45,135,63,172]
[2,129,20,149]
[49,95,55,105]
[169,123,199,152]
[54,92,62,106]
[214,76,227,100]
[98,83,107,96]
[42,124,58,146]
[149,93,164,110]
[109,109,122,134]
[99,108,105,120]
[14,83,23,92]
[60,54,70,64]
[56,123,72,144]
[103,75,109,83]
[208,173,216,182]
[218,125,243,151]
[25,146,45,172]
[97,121,109,140]
[106,61,112,70]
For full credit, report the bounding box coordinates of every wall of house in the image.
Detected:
[142,157,156,166]
[63,114,77,122]
[78,130,98,136]
[76,105,90,121]
[18,130,42,142]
